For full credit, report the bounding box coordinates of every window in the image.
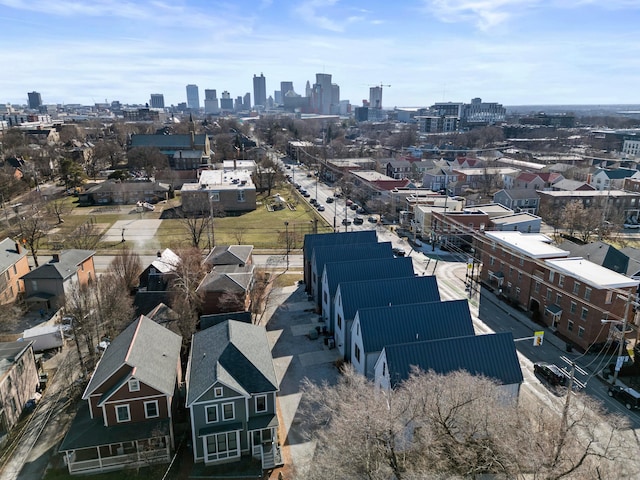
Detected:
[222,403,235,421]
[517,272,522,282]
[558,275,565,287]
[546,289,551,302]
[567,320,574,332]
[337,315,342,330]
[144,401,159,419]
[509,267,513,277]
[556,293,562,304]
[209,192,220,202]
[205,432,239,461]
[354,344,361,363]
[581,307,588,320]
[382,362,386,376]
[570,302,577,314]
[534,281,540,293]
[549,271,555,282]
[490,256,495,266]
[206,405,218,423]
[237,190,245,202]
[12,265,16,275]
[605,291,613,304]
[116,405,130,423]
[515,287,521,297]
[255,395,267,413]
[323,291,327,303]
[578,326,585,338]
[214,387,223,398]
[519,258,524,267]
[128,379,140,392]
[584,287,592,301]
[573,282,580,295]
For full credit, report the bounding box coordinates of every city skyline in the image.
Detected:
[1,0,638,108]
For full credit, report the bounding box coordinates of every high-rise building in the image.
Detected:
[220,91,233,111]
[27,91,42,110]
[369,86,383,109]
[274,91,282,105]
[150,94,165,109]
[186,84,200,110]
[331,84,340,113]
[243,93,251,109]
[315,73,332,114]
[204,89,219,114]
[253,73,266,108]
[305,81,312,97]
[281,81,294,97]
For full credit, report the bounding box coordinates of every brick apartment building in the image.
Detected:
[478,231,639,351]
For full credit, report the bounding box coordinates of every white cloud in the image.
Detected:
[294,0,364,32]
[423,0,539,31]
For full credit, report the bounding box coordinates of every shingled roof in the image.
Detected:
[22,250,94,281]
[186,320,278,406]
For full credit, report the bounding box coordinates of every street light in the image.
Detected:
[284,221,289,270]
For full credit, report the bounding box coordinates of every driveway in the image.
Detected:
[263,283,341,478]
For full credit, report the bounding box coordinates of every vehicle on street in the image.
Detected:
[533,363,567,387]
[342,218,352,226]
[326,197,334,203]
[303,191,310,197]
[608,385,640,409]
[307,173,313,177]
[392,247,406,257]
[317,205,325,212]
[353,216,364,225]
[368,216,378,223]
[350,204,359,211]
[346,199,353,206]
[310,198,317,205]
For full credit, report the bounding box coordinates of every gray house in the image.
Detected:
[350,300,475,378]
[333,275,441,359]
[302,231,378,292]
[493,188,540,214]
[320,257,415,325]
[374,332,523,400]
[185,320,281,469]
[310,242,393,306]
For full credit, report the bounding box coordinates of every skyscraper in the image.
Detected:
[315,73,332,114]
[220,91,233,111]
[280,81,294,97]
[243,93,251,110]
[369,86,383,109]
[253,73,266,108]
[150,94,165,109]
[27,91,42,110]
[204,89,219,114]
[186,84,200,110]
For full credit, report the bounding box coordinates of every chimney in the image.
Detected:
[14,242,21,254]
[157,251,162,257]
[51,253,60,262]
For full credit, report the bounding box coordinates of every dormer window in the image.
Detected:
[128,378,140,392]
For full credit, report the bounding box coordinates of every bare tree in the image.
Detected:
[69,220,101,250]
[46,198,71,224]
[168,247,206,344]
[108,247,143,293]
[179,213,212,248]
[14,202,48,267]
[64,283,98,373]
[561,201,586,239]
[301,367,636,480]
[127,146,169,178]
[249,270,271,323]
[93,272,135,338]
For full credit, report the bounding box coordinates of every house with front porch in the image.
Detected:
[185,320,281,470]
[59,316,182,475]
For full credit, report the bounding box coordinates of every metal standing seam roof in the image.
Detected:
[383,332,523,388]
[324,257,415,298]
[312,242,394,276]
[186,320,278,406]
[82,315,182,400]
[356,299,475,353]
[338,275,441,321]
[21,250,95,281]
[303,231,378,262]
[0,238,26,274]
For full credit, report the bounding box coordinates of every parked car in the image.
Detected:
[303,191,310,197]
[310,198,317,205]
[307,173,313,177]
[350,204,359,211]
[342,218,352,226]
[357,207,366,214]
[392,247,406,257]
[326,197,334,203]
[353,216,364,225]
[368,216,378,223]
[317,204,325,212]
[533,363,566,387]
[346,199,353,206]
[608,385,640,409]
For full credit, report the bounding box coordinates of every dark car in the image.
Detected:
[310,198,317,205]
[342,218,352,226]
[317,204,325,212]
[353,216,364,225]
[392,247,406,257]
[608,385,640,410]
[533,363,567,387]
[326,197,334,203]
[303,191,310,197]
[357,207,366,214]
[350,204,359,211]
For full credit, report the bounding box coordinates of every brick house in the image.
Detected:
[0,238,30,305]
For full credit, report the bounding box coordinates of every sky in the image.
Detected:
[1,0,639,108]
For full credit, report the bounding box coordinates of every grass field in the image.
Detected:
[3,183,332,254]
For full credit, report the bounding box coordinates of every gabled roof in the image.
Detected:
[552,179,595,191]
[22,250,95,281]
[150,248,180,274]
[83,315,181,400]
[338,275,441,320]
[303,231,377,261]
[383,332,523,388]
[0,238,26,273]
[197,265,254,293]
[324,257,415,298]
[204,245,253,267]
[558,240,629,275]
[200,311,252,330]
[494,188,540,200]
[186,320,278,406]
[595,167,639,180]
[0,341,33,381]
[312,242,393,274]
[357,299,475,353]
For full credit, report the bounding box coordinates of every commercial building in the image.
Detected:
[253,73,266,109]
[27,91,42,110]
[186,84,200,110]
[149,94,165,109]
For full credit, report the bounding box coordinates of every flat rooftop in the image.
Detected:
[485,231,569,259]
[546,257,639,289]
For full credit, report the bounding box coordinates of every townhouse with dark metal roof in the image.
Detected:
[333,275,441,359]
[350,299,475,378]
